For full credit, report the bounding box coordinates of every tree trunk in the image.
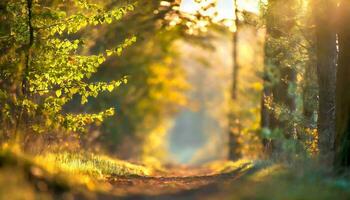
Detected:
[314,0,337,166]
[14,0,34,143]
[302,50,318,130]
[231,0,239,100]
[228,0,241,160]
[335,0,350,168]
[261,34,273,156]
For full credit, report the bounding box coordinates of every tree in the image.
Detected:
[261,0,298,158]
[0,0,134,144]
[335,0,350,168]
[314,0,337,166]
[228,0,242,160]
[63,0,191,157]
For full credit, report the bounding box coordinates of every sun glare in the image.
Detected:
[180,0,260,20]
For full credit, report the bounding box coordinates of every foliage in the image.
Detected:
[0,0,135,139]
[260,0,318,158]
[70,1,190,158]
[229,26,265,158]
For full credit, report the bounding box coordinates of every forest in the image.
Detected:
[0,0,350,199]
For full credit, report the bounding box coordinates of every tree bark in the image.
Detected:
[335,0,350,168]
[314,0,337,166]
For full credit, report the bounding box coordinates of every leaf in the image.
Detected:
[55,90,62,97]
[116,47,122,56]
[81,96,88,104]
[107,85,114,92]
[69,87,78,94]
[106,17,112,24]
[97,56,105,64]
[106,50,113,56]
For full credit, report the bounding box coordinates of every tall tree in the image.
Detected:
[335,0,350,168]
[228,0,242,160]
[314,0,337,166]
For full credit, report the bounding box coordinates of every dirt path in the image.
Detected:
[100,163,253,199]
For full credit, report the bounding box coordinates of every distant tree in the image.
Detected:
[228,0,264,160]
[228,0,242,160]
[0,0,134,143]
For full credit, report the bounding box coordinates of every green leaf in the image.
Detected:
[106,17,112,24]
[55,90,62,97]
[69,87,78,94]
[81,96,88,104]
[97,56,105,64]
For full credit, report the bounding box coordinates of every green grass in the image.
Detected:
[1,145,350,200]
[206,159,256,174]
[34,152,152,179]
[224,162,350,200]
[0,145,154,199]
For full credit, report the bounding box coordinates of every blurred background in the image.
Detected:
[62,0,264,166]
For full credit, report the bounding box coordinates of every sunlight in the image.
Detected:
[179,0,201,14]
[2,0,350,198]
[179,0,260,19]
[238,0,260,14]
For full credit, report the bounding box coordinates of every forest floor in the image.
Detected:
[1,147,350,200]
[105,163,252,199]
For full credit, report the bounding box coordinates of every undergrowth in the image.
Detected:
[0,144,153,199]
[34,152,152,179]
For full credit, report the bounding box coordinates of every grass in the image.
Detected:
[205,159,256,174]
[202,159,350,200]
[0,147,72,200]
[34,152,152,179]
[0,144,154,199]
[1,144,350,200]
[221,161,350,200]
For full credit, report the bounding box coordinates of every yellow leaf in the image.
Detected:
[107,85,114,92]
[106,50,113,56]
[69,87,78,94]
[55,90,62,97]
